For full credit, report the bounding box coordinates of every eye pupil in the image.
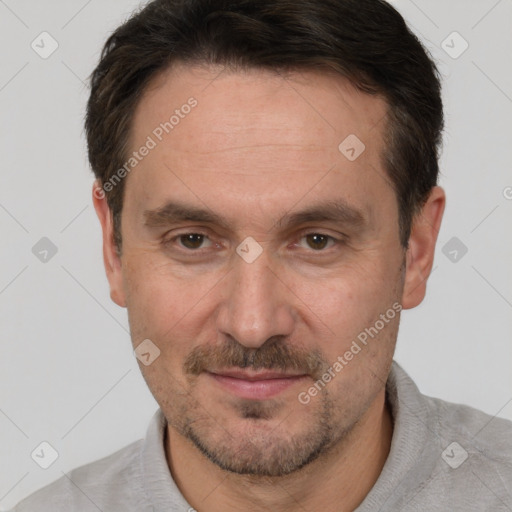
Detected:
[306,234,328,250]
[181,234,204,249]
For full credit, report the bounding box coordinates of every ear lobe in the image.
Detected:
[401,186,446,309]
[92,180,127,308]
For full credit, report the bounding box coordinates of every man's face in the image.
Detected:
[102,64,410,476]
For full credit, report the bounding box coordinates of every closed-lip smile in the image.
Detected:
[206,368,308,400]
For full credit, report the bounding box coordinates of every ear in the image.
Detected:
[92,181,127,308]
[401,186,445,309]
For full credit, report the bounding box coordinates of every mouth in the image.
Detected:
[206,369,309,400]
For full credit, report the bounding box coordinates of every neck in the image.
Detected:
[166,388,393,512]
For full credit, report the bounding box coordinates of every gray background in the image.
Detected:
[0,0,511,508]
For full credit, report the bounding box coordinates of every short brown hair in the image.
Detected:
[86,0,443,252]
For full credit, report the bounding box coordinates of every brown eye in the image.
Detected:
[179,234,206,249]
[305,234,331,250]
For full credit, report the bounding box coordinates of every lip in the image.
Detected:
[206,369,308,400]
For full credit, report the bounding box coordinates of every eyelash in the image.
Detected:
[162,230,344,254]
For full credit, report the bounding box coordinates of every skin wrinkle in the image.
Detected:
[94,63,445,512]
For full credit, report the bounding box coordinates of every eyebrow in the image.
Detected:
[273,199,368,231]
[143,199,368,232]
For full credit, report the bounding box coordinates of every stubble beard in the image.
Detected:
[167,386,355,478]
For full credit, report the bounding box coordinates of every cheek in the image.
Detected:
[292,256,401,360]
[121,252,222,349]
[121,254,174,337]
[297,258,390,321]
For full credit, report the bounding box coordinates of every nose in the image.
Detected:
[216,248,296,349]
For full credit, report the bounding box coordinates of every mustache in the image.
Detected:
[184,336,327,379]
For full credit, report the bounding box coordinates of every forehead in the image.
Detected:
[125,63,394,231]
[132,63,388,153]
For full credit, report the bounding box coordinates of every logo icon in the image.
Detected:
[31,441,59,469]
[339,134,366,161]
[441,32,469,60]
[442,441,468,469]
[32,237,58,263]
[442,236,468,263]
[134,339,161,366]
[236,237,263,264]
[31,32,59,59]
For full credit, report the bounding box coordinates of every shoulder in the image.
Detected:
[421,394,512,509]
[10,439,146,512]
[386,362,512,510]
[427,393,512,463]
[391,361,512,465]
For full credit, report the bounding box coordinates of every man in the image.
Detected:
[10,0,512,510]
